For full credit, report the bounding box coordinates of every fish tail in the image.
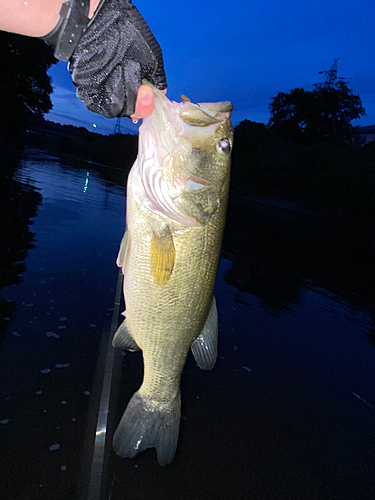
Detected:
[113,390,181,466]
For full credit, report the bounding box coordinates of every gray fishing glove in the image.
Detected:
[43,0,167,117]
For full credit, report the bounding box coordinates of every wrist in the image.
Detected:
[42,0,102,37]
[38,0,100,38]
[0,0,61,37]
[41,0,96,61]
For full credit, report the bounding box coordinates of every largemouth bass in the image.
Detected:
[112,85,233,465]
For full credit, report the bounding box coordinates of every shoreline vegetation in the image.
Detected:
[33,118,375,228]
[231,120,375,230]
[2,115,374,232]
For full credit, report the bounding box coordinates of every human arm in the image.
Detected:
[0,0,166,119]
[0,0,100,38]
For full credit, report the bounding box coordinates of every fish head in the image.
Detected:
[177,101,234,224]
[138,86,233,227]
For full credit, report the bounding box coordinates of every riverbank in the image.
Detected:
[229,190,375,238]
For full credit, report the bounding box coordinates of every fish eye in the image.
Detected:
[217,138,231,155]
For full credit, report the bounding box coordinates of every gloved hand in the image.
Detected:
[68,0,167,118]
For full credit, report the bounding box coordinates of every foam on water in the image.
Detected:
[45,332,60,338]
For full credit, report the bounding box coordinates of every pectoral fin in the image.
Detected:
[191,296,218,370]
[116,230,130,270]
[112,318,140,351]
[150,227,175,285]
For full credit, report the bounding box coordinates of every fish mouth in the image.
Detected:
[192,101,234,121]
[142,80,233,122]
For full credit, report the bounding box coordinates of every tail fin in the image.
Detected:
[113,390,181,466]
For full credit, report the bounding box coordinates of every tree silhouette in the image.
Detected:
[0,31,57,138]
[268,72,366,145]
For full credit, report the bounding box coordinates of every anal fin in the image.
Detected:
[112,318,139,351]
[191,296,218,370]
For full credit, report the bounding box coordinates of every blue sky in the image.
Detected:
[46,0,375,135]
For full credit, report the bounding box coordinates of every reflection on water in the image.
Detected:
[0,147,126,499]
[1,147,375,499]
[224,198,375,315]
[0,148,42,345]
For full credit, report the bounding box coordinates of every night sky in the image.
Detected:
[46,0,375,135]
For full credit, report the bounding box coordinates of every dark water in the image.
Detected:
[1,147,374,500]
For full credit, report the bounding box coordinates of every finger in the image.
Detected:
[131,85,154,121]
[131,85,167,121]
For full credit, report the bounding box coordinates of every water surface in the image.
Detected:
[1,147,374,499]
[1,148,126,498]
